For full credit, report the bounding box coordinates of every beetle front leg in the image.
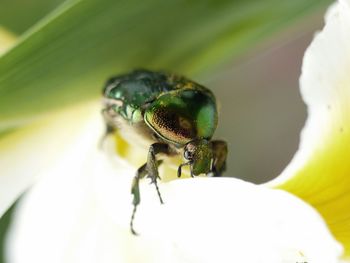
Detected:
[210,140,228,177]
[130,143,168,235]
[130,163,147,235]
[146,143,170,203]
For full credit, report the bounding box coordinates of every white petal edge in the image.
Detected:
[0,101,101,217]
[5,114,343,263]
[268,0,350,185]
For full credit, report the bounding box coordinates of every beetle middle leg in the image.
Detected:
[130,143,169,235]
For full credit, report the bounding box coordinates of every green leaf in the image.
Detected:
[0,0,331,129]
[0,0,64,34]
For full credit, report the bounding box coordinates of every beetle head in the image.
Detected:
[183,139,213,176]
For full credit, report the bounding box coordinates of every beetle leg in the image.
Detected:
[130,143,168,235]
[177,161,191,178]
[210,140,228,177]
[190,164,195,178]
[130,163,147,235]
[146,143,170,203]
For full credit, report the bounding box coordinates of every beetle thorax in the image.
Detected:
[144,88,218,146]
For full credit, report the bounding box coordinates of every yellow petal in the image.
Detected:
[269,0,350,257]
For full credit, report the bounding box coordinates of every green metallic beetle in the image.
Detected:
[102,69,228,234]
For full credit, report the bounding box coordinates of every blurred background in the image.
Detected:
[201,8,328,183]
[210,16,324,183]
[0,0,331,183]
[0,0,333,262]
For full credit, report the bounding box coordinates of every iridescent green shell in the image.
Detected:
[104,70,172,122]
[144,88,217,146]
[103,69,218,147]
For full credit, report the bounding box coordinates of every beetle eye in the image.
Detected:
[184,150,193,160]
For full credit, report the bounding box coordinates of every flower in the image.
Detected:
[2,107,343,263]
[1,0,350,262]
[270,0,350,257]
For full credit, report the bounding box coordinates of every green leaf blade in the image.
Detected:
[0,0,331,128]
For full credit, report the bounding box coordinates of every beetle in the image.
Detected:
[102,69,227,234]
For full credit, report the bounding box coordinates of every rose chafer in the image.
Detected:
[102,69,228,234]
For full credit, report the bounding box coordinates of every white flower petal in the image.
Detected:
[0,102,100,217]
[5,2,350,259]
[267,0,350,255]
[6,115,342,263]
[270,0,350,185]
